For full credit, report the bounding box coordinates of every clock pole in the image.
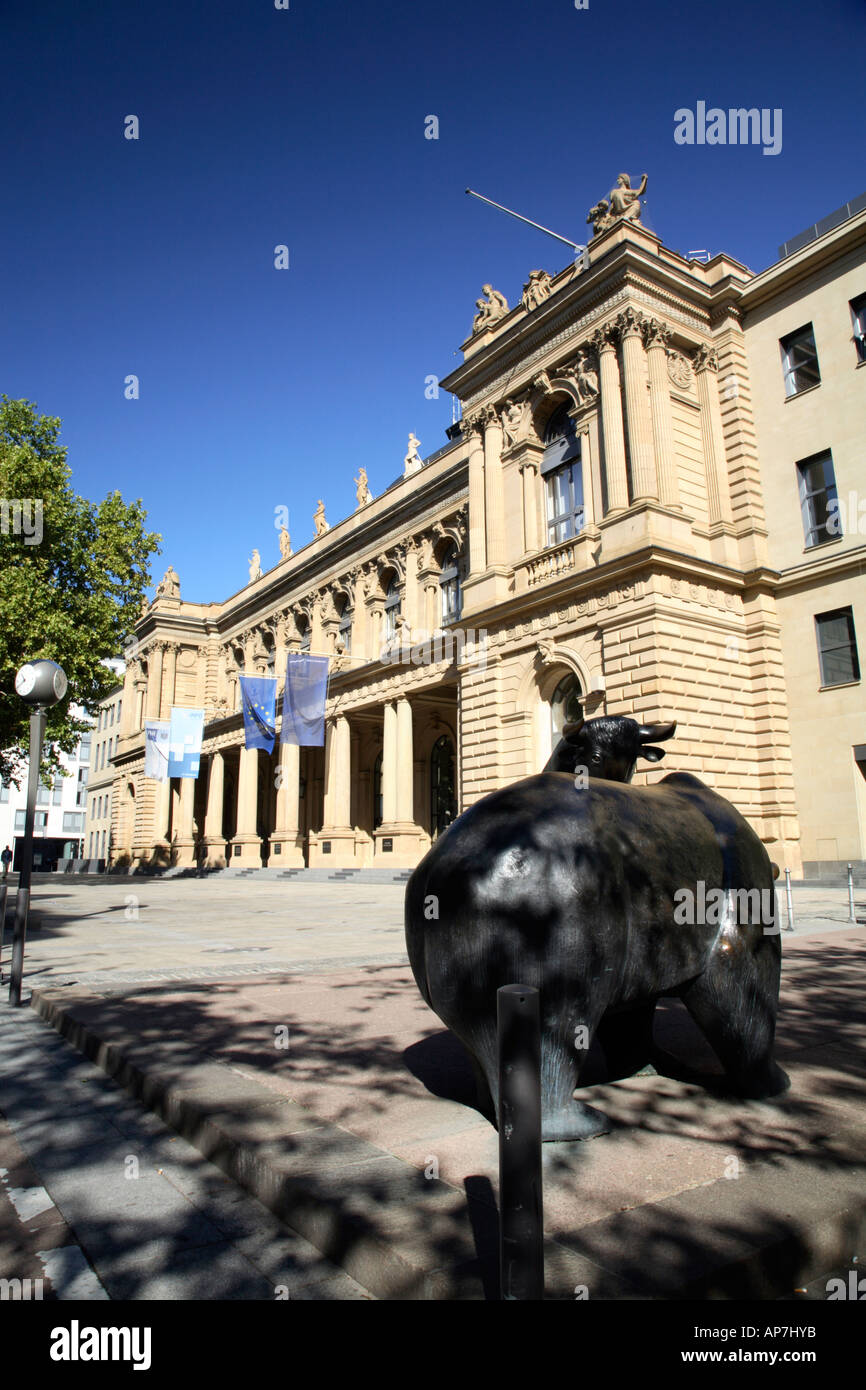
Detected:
[8,704,47,1005]
[8,660,68,1006]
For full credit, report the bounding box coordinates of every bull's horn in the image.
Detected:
[637,720,677,743]
[562,719,586,740]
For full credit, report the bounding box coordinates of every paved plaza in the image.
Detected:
[3,873,862,994]
[0,874,862,1299]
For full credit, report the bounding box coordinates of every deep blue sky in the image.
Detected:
[3,0,863,604]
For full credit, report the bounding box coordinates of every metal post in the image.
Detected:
[498,983,543,1300]
[9,706,46,1006]
[0,874,8,981]
[784,867,795,933]
[848,863,856,922]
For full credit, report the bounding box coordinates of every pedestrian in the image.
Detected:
[1,845,12,878]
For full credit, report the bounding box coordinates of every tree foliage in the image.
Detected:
[0,397,161,783]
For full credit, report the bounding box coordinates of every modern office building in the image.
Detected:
[0,723,90,871]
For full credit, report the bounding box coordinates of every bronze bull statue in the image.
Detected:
[405,716,788,1141]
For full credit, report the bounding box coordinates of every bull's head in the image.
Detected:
[544,715,677,783]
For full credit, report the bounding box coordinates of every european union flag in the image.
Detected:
[240,675,277,753]
[281,654,329,746]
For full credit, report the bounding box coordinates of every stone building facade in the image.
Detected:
[742,196,866,873]
[108,193,817,876]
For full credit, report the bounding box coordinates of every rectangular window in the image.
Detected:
[816,607,860,686]
[14,811,25,832]
[851,293,866,364]
[797,451,839,547]
[781,324,821,397]
[36,782,49,806]
[545,462,585,547]
[52,775,63,805]
[109,705,114,727]
[78,735,91,763]
[0,783,8,804]
[63,812,85,833]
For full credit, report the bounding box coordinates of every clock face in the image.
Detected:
[15,665,36,697]
[52,667,68,700]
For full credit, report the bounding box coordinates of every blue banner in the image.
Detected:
[167,707,205,778]
[144,720,170,781]
[281,655,328,746]
[240,675,277,753]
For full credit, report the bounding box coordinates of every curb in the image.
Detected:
[30,985,490,1300]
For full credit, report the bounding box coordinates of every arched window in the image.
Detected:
[383,577,401,642]
[430,735,457,838]
[542,405,585,547]
[297,617,311,652]
[372,750,383,829]
[550,672,583,742]
[439,545,461,625]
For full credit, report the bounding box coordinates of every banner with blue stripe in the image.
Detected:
[281,655,328,746]
[240,675,277,753]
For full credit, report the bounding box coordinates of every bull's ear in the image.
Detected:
[639,745,666,763]
[637,720,676,744]
[562,719,586,742]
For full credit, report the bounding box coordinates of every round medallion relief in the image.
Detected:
[667,353,693,389]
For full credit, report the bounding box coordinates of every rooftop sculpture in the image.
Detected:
[587,172,648,238]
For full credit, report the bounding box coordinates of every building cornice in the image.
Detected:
[740,208,866,314]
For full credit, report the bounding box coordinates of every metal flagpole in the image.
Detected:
[465,189,589,264]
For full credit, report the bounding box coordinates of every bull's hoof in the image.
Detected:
[732,1061,791,1099]
[541,1102,611,1142]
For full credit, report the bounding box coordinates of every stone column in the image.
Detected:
[120,661,138,737]
[154,776,172,851]
[269,740,304,867]
[643,319,680,507]
[310,594,325,655]
[592,326,629,513]
[231,745,261,867]
[173,775,196,867]
[403,541,421,632]
[519,457,541,554]
[160,643,178,720]
[322,718,337,826]
[203,751,227,867]
[194,645,207,711]
[350,581,367,659]
[134,679,146,732]
[483,407,506,568]
[617,308,657,502]
[396,697,413,823]
[694,345,734,526]
[334,715,351,828]
[146,643,164,720]
[381,701,398,824]
[464,413,486,575]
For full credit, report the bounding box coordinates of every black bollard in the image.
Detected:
[497,983,543,1300]
[0,876,7,982]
